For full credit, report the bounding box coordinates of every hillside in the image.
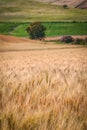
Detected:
[36,0,87,9]
[76,0,87,9]
[0,0,87,22]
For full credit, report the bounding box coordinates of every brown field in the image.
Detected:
[0,35,87,130]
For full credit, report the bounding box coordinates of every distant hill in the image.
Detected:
[36,0,87,9]
[0,0,87,22]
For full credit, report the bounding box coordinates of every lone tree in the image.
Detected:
[26,22,46,40]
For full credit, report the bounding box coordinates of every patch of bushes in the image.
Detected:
[60,36,74,43]
[74,38,87,45]
[85,37,87,42]
[60,36,87,45]
[74,38,84,44]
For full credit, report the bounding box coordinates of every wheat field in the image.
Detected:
[0,47,87,130]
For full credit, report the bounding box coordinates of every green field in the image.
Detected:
[0,0,87,37]
[0,0,87,22]
[0,22,87,37]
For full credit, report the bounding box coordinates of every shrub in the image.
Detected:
[74,38,85,45]
[60,36,74,43]
[26,22,46,40]
[72,21,77,23]
[85,37,87,43]
[63,5,68,9]
[83,37,87,45]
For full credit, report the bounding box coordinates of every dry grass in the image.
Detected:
[0,47,87,130]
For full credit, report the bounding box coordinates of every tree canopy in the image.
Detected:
[26,22,46,40]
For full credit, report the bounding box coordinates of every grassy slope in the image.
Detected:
[0,0,87,22]
[0,22,87,37]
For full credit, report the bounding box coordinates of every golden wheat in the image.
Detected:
[0,48,87,130]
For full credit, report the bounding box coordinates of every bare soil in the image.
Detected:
[0,34,87,52]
